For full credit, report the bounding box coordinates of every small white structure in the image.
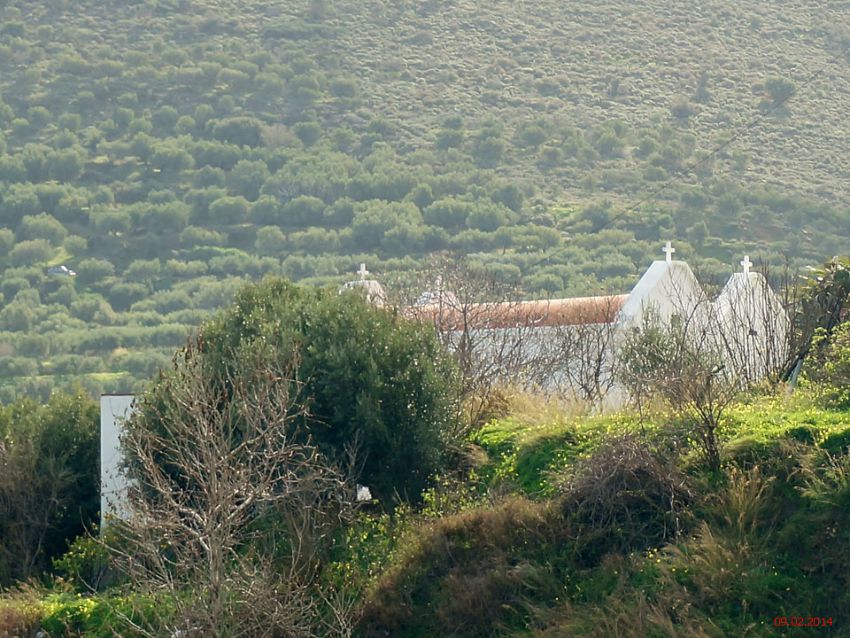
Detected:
[47,264,76,277]
[339,263,387,306]
[414,276,459,309]
[714,255,789,382]
[100,394,134,528]
[356,484,373,502]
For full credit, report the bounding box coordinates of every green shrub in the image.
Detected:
[8,239,52,266]
[821,427,850,455]
[17,213,68,245]
[39,592,172,638]
[282,194,325,226]
[670,95,696,120]
[134,278,460,503]
[0,228,14,257]
[0,392,100,585]
[208,195,250,223]
[360,498,567,637]
[784,424,823,445]
[54,533,115,592]
[211,116,263,147]
[254,225,287,255]
[226,158,270,200]
[250,195,283,224]
[765,76,795,106]
[809,323,850,408]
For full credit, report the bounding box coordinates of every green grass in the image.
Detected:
[724,395,850,443]
[361,392,850,637]
[474,394,850,497]
[46,246,72,267]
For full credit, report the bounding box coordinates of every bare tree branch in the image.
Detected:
[106,341,357,638]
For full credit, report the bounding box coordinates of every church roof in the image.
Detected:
[407,294,629,331]
[617,259,705,325]
[716,271,764,298]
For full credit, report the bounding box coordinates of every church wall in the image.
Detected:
[446,258,790,410]
[714,273,790,382]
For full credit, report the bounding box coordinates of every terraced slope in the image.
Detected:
[0,0,848,398]
[332,0,850,205]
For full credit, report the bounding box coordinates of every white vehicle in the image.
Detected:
[47,265,77,277]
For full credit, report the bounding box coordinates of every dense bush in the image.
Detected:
[809,322,850,407]
[559,435,693,565]
[360,497,569,637]
[0,392,99,586]
[133,277,460,503]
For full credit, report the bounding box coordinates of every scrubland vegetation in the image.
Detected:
[2,389,850,636]
[0,0,849,398]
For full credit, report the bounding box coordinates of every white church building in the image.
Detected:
[399,242,790,404]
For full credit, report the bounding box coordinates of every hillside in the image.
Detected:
[3,393,850,636]
[333,0,850,206]
[0,0,849,398]
[355,395,850,637]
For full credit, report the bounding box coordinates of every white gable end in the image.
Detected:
[617,260,707,330]
[714,272,789,381]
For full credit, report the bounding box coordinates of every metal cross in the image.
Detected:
[357,263,369,279]
[663,241,675,263]
[740,255,752,275]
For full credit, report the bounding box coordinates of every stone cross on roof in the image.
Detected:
[663,241,675,263]
[740,255,752,276]
[357,263,369,280]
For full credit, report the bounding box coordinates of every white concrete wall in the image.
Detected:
[100,394,134,528]
[617,260,707,330]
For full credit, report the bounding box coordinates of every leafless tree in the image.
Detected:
[618,303,735,472]
[617,259,798,471]
[546,296,623,404]
[107,341,357,638]
[616,262,781,471]
[399,257,631,417]
[400,256,547,431]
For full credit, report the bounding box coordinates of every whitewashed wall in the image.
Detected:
[100,394,134,528]
[714,272,790,383]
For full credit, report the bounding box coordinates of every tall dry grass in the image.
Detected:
[0,582,45,637]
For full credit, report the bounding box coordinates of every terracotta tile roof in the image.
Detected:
[407,294,628,330]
